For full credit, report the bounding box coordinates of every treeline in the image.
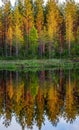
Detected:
[0,0,79,59]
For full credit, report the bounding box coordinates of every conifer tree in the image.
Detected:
[3,0,12,56]
[34,0,44,57]
[34,0,44,34]
[24,0,34,47]
[0,7,3,55]
[46,0,62,58]
[13,3,23,57]
[29,26,38,57]
[65,0,77,55]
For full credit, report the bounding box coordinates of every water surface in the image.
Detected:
[0,69,79,130]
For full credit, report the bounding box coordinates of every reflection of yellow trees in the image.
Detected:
[65,72,77,123]
[0,71,79,129]
[13,80,26,129]
[35,87,44,130]
[4,74,14,127]
[46,84,63,126]
[25,90,34,128]
[0,80,4,115]
[7,73,13,100]
[0,78,13,127]
[15,82,24,103]
[14,81,25,116]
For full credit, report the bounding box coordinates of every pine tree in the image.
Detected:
[46,0,62,58]
[34,0,44,35]
[0,7,3,55]
[34,0,44,58]
[3,0,12,57]
[29,26,38,57]
[13,3,23,57]
[23,0,34,47]
[65,0,77,56]
[7,4,13,56]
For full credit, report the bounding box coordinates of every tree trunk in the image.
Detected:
[42,43,45,58]
[68,35,71,56]
[16,41,18,57]
[49,42,52,59]
[10,40,12,56]
[5,17,8,57]
[38,39,42,58]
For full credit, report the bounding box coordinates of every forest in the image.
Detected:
[0,0,79,59]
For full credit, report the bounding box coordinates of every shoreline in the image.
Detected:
[0,59,79,71]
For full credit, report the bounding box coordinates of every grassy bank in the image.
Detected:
[0,59,79,71]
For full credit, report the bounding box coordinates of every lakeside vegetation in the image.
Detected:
[0,59,79,71]
[0,0,79,59]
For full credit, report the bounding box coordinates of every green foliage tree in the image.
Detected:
[29,26,38,57]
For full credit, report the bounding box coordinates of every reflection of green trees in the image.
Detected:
[29,73,39,98]
[0,70,79,129]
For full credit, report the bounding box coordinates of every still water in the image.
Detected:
[0,69,79,130]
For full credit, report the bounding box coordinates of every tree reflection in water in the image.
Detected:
[0,69,79,130]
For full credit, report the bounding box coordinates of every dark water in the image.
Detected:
[0,69,79,130]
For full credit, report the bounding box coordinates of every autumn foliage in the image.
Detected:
[0,0,79,58]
